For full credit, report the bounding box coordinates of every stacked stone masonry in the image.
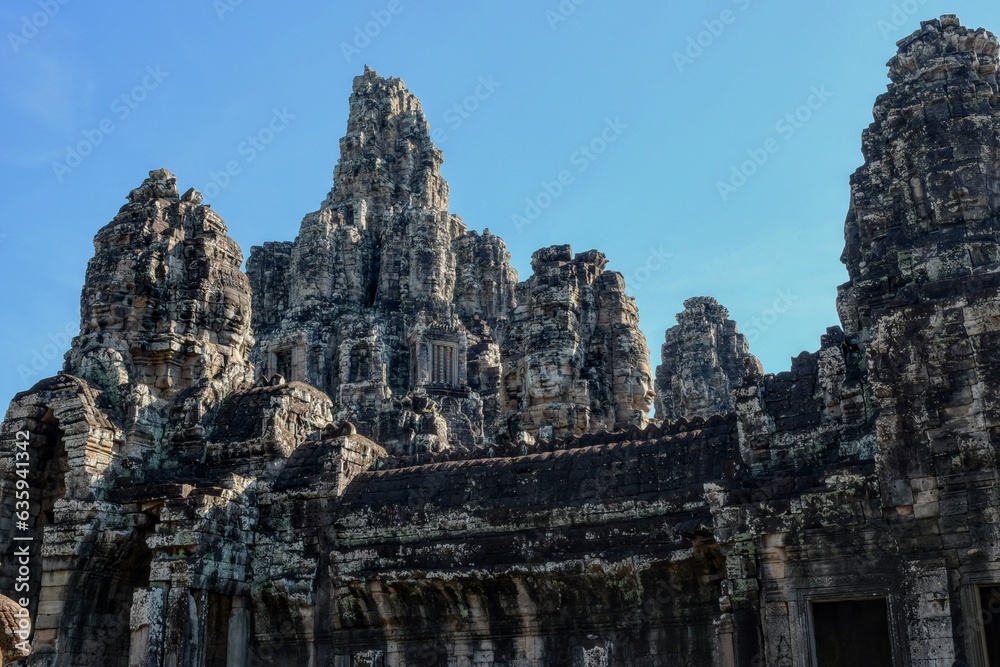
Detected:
[2,15,1000,666]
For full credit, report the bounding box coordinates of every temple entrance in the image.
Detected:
[980,585,1000,666]
[274,348,293,381]
[205,592,233,667]
[59,531,153,667]
[811,598,892,667]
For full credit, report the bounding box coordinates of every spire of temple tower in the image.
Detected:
[321,66,448,213]
[837,15,1000,337]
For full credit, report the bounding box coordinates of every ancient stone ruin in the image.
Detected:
[2,14,1000,666]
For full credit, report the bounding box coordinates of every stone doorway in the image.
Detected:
[979,585,1000,666]
[811,598,893,667]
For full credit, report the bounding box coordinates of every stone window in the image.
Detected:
[431,342,456,385]
[353,649,385,667]
[408,330,467,389]
[348,344,372,383]
[811,598,892,666]
[385,259,400,301]
[272,347,293,381]
[980,585,1000,666]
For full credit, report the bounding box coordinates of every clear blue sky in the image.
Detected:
[2,1,999,408]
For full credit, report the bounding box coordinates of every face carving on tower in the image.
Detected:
[525,353,572,403]
[613,356,654,426]
[426,274,442,301]
[625,363,655,413]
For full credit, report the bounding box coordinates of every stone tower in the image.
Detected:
[654,296,761,421]
[836,15,1000,664]
[502,245,653,438]
[248,67,518,453]
[248,68,652,449]
[5,16,1000,667]
[64,168,255,465]
[0,169,260,662]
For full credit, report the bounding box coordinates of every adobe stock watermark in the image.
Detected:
[628,246,674,292]
[201,107,294,198]
[545,0,585,31]
[11,430,34,658]
[51,66,170,182]
[742,289,800,343]
[212,0,244,21]
[430,75,501,145]
[672,0,752,73]
[877,0,931,40]
[7,0,72,54]
[512,117,628,234]
[16,321,76,384]
[340,0,403,63]
[716,85,833,202]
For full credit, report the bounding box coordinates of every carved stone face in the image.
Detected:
[611,356,654,426]
[625,362,655,414]
[525,353,571,403]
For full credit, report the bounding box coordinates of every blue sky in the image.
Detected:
[2,1,999,408]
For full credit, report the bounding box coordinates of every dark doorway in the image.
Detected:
[812,598,892,667]
[205,592,232,667]
[274,349,293,381]
[980,586,1000,666]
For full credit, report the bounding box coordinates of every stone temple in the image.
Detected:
[2,14,1000,666]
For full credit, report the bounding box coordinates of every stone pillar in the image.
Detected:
[129,587,166,667]
[903,561,955,667]
[715,614,737,667]
[162,587,198,667]
[189,590,205,667]
[34,555,72,648]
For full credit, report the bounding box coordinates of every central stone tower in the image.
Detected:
[248,67,653,452]
[248,68,518,453]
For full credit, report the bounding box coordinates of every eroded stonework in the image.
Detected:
[502,245,654,439]
[247,67,650,453]
[654,297,761,422]
[65,168,255,465]
[4,15,1000,667]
